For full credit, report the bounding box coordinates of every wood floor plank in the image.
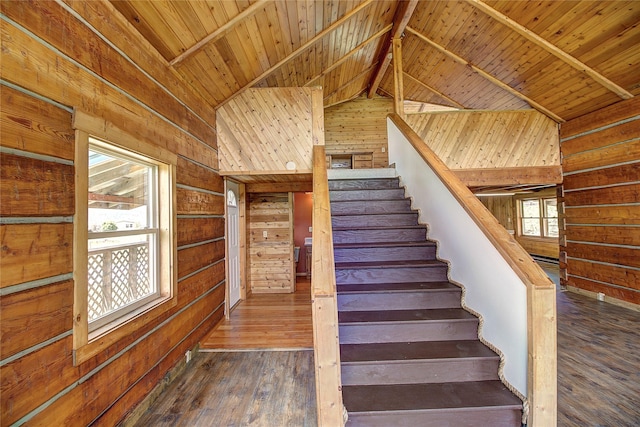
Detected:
[557,290,640,426]
[133,351,317,427]
[200,278,313,350]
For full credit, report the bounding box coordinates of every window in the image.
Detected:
[87,143,160,331]
[520,196,558,238]
[73,111,177,364]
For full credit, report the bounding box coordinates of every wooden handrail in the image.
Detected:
[311,145,344,426]
[387,113,557,426]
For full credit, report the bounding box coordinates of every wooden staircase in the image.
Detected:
[330,175,523,427]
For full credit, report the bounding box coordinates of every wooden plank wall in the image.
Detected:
[559,97,640,306]
[217,88,314,176]
[406,110,559,170]
[477,196,515,232]
[1,1,225,425]
[324,95,393,168]
[247,193,295,293]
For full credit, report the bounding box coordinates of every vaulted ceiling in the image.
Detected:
[111,0,639,123]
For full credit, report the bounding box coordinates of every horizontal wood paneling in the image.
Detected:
[324,95,392,168]
[564,205,640,226]
[1,15,218,171]
[567,258,639,292]
[516,237,559,259]
[177,217,225,247]
[0,223,73,288]
[176,157,224,194]
[560,97,640,307]
[406,110,560,173]
[217,88,314,175]
[0,152,75,217]
[563,163,640,191]
[0,1,225,425]
[177,240,225,279]
[563,183,640,206]
[2,0,216,149]
[0,279,73,359]
[0,85,74,160]
[176,188,225,216]
[247,193,295,293]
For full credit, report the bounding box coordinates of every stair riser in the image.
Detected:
[331,199,412,214]
[329,179,399,191]
[341,359,500,385]
[345,408,522,427]
[339,321,478,344]
[335,267,448,285]
[338,291,461,311]
[333,229,426,244]
[332,213,419,228]
[334,246,436,263]
[330,188,406,201]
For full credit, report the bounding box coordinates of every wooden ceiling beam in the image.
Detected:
[218,0,376,109]
[170,0,272,67]
[304,24,392,88]
[455,165,563,187]
[464,0,633,100]
[367,0,419,98]
[403,72,467,109]
[405,26,565,123]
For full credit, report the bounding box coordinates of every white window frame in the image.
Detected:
[87,140,161,331]
[73,111,177,365]
[518,195,558,239]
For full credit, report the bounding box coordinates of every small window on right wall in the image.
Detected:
[519,196,558,238]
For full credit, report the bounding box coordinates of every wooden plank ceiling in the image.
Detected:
[111,0,639,123]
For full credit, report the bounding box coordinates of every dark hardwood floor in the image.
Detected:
[557,290,640,427]
[132,266,639,426]
[133,351,317,426]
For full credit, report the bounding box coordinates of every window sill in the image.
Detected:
[74,294,176,366]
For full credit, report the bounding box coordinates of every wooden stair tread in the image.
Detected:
[340,340,498,363]
[339,308,476,323]
[333,241,435,249]
[331,210,415,216]
[342,381,522,413]
[335,260,445,269]
[337,282,458,294]
[333,225,424,231]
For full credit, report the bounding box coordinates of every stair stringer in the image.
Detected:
[398,179,528,423]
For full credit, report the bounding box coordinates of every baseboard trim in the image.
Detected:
[565,286,640,313]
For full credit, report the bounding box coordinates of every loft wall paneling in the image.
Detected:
[0,1,225,425]
[217,88,315,179]
[324,95,393,168]
[406,110,562,185]
[247,193,296,294]
[559,97,640,307]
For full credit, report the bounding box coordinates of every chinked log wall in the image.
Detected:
[1,1,225,425]
[559,97,640,307]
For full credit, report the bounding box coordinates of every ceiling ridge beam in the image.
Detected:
[403,72,467,109]
[367,0,420,98]
[170,0,272,67]
[304,24,392,88]
[217,0,376,109]
[464,0,633,100]
[405,26,564,123]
